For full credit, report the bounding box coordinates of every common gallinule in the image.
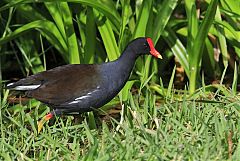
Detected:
[6,37,162,131]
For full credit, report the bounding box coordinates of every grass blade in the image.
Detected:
[232,62,237,95]
[167,65,176,98]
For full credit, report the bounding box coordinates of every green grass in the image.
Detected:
[1,0,240,160]
[1,88,240,160]
[1,0,240,92]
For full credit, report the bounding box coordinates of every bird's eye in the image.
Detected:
[144,43,148,48]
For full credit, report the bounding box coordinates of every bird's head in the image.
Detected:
[127,37,162,59]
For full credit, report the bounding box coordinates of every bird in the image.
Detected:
[6,37,162,132]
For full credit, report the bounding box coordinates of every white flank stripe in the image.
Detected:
[75,95,90,100]
[68,95,90,105]
[68,88,100,105]
[13,84,41,90]
[7,83,14,87]
[68,101,80,104]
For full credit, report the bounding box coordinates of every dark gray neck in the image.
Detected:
[116,47,138,73]
[102,48,139,89]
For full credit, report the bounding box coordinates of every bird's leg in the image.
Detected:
[38,109,63,133]
[37,112,54,133]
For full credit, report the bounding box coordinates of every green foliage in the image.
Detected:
[1,88,240,160]
[1,0,240,159]
[1,0,239,93]
[189,0,218,94]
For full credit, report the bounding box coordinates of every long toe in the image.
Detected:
[37,113,54,133]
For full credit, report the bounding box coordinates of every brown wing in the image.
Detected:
[26,64,102,105]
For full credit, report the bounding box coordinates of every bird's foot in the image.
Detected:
[37,113,53,133]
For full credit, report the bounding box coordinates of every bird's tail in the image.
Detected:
[6,79,41,91]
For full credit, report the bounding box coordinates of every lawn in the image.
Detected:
[1,88,240,160]
[1,0,240,160]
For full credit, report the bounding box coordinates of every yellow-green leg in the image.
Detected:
[38,113,53,133]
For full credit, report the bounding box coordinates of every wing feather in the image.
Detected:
[24,64,102,106]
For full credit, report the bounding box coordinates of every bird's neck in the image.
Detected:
[116,48,138,72]
[106,48,138,88]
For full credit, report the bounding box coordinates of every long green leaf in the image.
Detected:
[119,0,131,52]
[163,27,189,77]
[0,20,68,61]
[133,0,155,83]
[220,0,240,16]
[186,1,198,61]
[189,0,218,94]
[152,0,178,43]
[59,2,80,63]
[215,6,228,67]
[0,0,121,30]
[95,11,119,61]
[45,2,66,39]
[84,7,96,64]
[132,0,152,39]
